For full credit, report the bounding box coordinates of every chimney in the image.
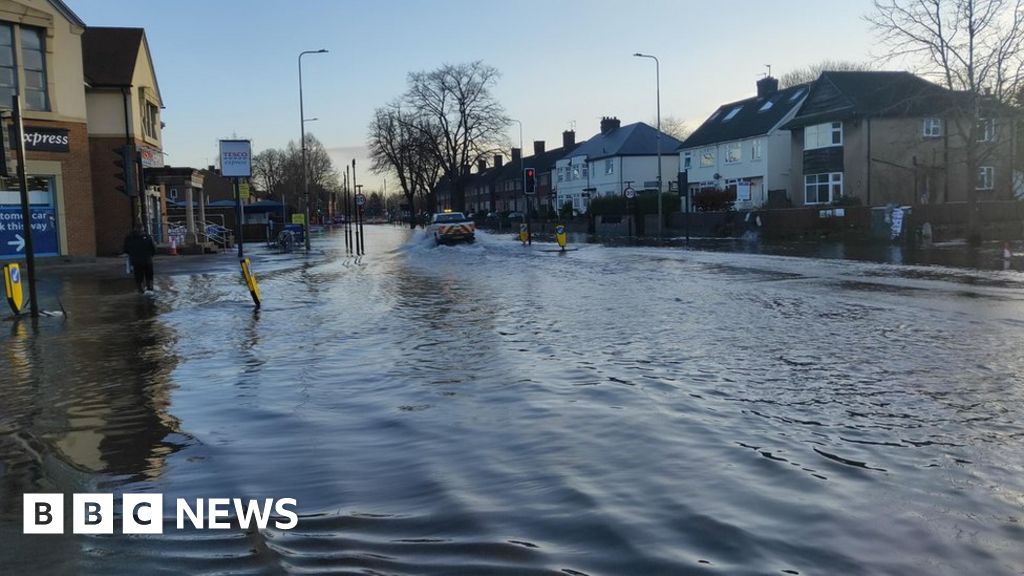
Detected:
[757,76,779,98]
[562,130,575,148]
[511,147,521,163]
[494,155,503,168]
[600,116,621,133]
[533,140,545,156]
[477,159,487,173]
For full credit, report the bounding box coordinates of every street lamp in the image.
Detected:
[633,52,662,239]
[299,48,327,252]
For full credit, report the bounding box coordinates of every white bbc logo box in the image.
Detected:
[23,493,298,534]
[24,493,163,534]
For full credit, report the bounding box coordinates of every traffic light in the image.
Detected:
[524,167,536,195]
[113,146,135,196]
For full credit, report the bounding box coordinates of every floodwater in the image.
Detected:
[1,226,1023,575]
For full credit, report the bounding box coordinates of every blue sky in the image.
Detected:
[70,0,881,191]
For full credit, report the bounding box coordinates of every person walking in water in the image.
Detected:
[123,223,157,293]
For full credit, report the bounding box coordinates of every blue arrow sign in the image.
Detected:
[0,207,58,257]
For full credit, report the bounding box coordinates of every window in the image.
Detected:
[582,163,589,179]
[700,148,715,167]
[0,25,15,107]
[923,117,942,138]
[723,106,742,122]
[20,27,47,111]
[804,122,842,150]
[605,159,614,175]
[789,88,806,102]
[142,99,160,139]
[572,164,580,180]
[758,99,774,112]
[751,138,762,160]
[977,166,994,190]
[683,151,692,170]
[976,118,995,142]
[725,142,742,163]
[557,167,564,182]
[804,172,843,204]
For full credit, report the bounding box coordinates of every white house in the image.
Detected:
[679,77,808,209]
[554,117,682,213]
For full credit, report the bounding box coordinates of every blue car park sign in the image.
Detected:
[0,206,59,258]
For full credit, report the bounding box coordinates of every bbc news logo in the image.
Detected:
[23,494,298,534]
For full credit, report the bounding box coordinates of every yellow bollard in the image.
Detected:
[3,263,24,315]
[555,224,567,251]
[240,258,261,309]
[519,223,528,245]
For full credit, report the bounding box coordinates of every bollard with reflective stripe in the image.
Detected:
[3,263,24,315]
[555,224,567,251]
[519,223,529,245]
[240,258,261,309]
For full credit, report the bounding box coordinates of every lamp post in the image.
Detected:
[633,52,662,239]
[299,48,327,252]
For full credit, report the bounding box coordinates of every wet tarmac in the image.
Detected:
[1,226,1023,575]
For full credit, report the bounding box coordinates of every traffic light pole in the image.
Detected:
[11,95,38,317]
[234,178,244,258]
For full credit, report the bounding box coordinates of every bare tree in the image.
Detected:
[659,115,692,141]
[867,0,1024,240]
[779,60,875,88]
[251,148,286,202]
[369,104,428,228]
[405,61,510,211]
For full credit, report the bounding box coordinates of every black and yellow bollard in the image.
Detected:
[519,223,529,245]
[3,263,25,315]
[240,258,261,309]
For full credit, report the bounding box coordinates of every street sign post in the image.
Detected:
[220,140,251,258]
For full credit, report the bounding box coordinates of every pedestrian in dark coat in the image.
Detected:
[123,224,157,293]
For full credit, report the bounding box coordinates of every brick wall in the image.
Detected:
[89,136,137,255]
[14,120,96,257]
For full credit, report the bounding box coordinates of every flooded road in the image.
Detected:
[2,225,1023,575]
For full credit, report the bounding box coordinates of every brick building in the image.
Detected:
[83,26,165,255]
[0,0,94,259]
[0,1,166,259]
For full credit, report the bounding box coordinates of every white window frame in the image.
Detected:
[699,148,715,168]
[604,159,614,175]
[804,122,843,150]
[977,166,994,190]
[725,142,742,164]
[976,118,995,142]
[683,151,692,170]
[804,172,843,204]
[923,117,942,138]
[751,138,763,160]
